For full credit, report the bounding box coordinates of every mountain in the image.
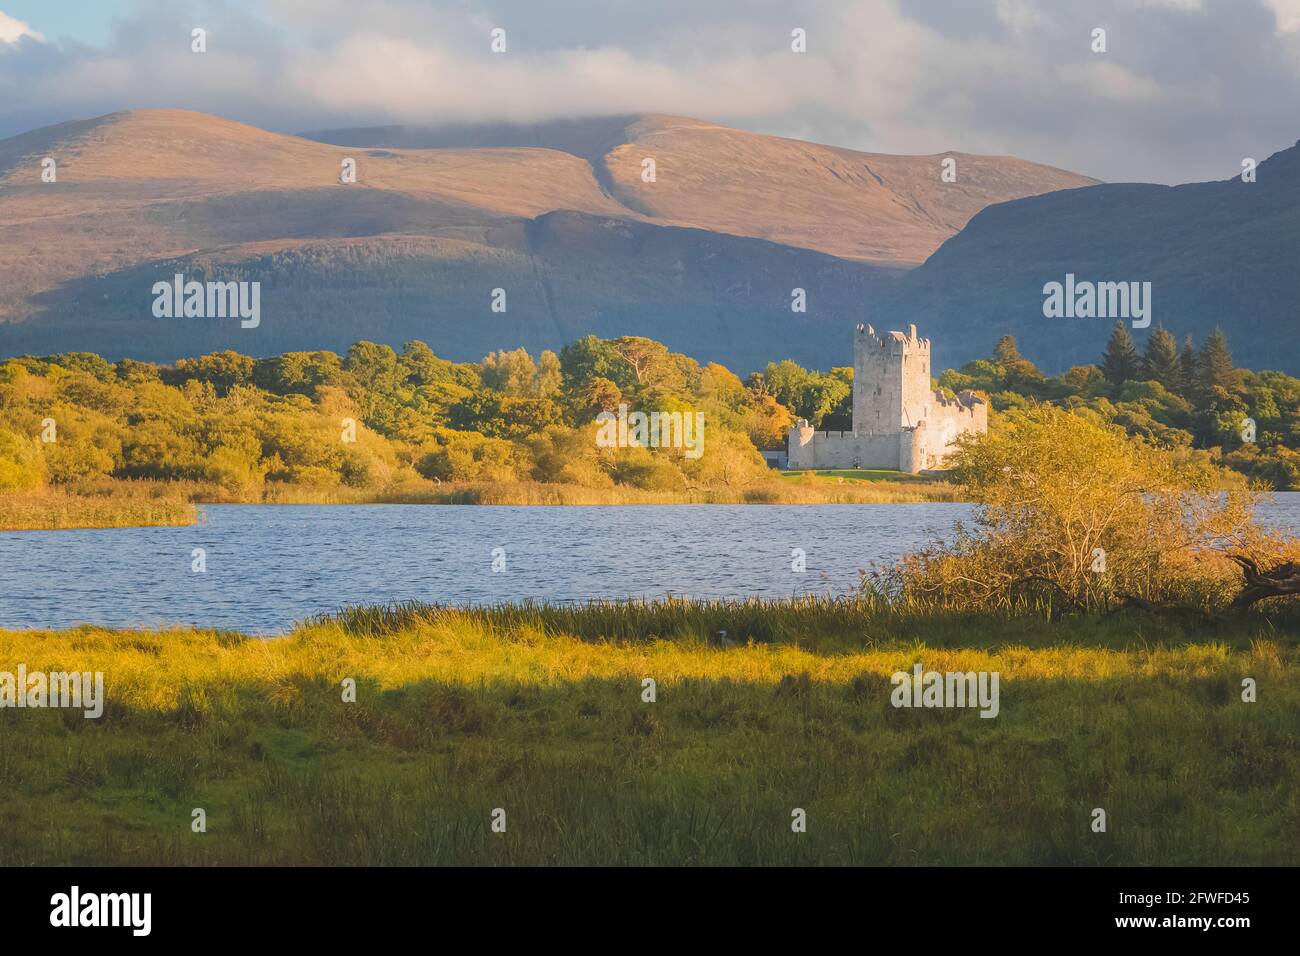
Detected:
[0,109,1095,371]
[303,113,1096,267]
[880,141,1300,375]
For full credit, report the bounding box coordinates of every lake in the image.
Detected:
[2,496,1298,634]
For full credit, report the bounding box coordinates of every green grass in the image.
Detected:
[1,598,1296,865]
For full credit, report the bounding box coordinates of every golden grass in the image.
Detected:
[1,600,1296,865]
[2,614,1282,713]
[203,477,959,506]
[0,488,195,530]
[1,476,960,529]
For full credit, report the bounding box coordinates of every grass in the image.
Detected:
[0,476,961,530]
[1,597,1296,866]
[383,478,960,505]
[780,468,937,484]
[0,486,195,531]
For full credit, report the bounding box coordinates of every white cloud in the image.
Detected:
[0,10,44,44]
[0,0,1297,185]
[1264,0,1300,30]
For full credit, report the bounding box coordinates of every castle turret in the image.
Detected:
[852,322,932,434]
[787,418,818,470]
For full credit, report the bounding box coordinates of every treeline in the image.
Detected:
[936,325,1300,489]
[1,324,1294,496]
[0,337,793,495]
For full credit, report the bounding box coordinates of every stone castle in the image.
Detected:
[787,324,987,473]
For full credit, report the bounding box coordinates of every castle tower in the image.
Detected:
[851,322,932,433]
[788,323,985,475]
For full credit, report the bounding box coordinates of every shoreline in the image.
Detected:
[0,475,963,530]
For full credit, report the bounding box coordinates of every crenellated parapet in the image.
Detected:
[855,322,931,355]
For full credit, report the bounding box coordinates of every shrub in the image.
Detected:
[874,404,1259,612]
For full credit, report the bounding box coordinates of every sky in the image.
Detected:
[1,0,1299,184]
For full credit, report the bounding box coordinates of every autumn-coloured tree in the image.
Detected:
[876,404,1258,612]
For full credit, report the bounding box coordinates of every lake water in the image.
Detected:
[2,496,1298,634]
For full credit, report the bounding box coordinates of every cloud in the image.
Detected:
[1264,0,1300,30]
[0,10,44,44]
[0,0,1297,185]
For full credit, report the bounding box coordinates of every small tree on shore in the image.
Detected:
[874,404,1282,613]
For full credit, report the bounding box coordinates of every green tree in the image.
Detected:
[0,427,43,489]
[1199,327,1237,393]
[612,336,681,392]
[1101,323,1140,386]
[1140,326,1180,389]
[993,336,1021,366]
[481,348,538,395]
[169,351,255,394]
[534,351,563,398]
[1178,335,1199,394]
[560,336,635,401]
[252,351,344,396]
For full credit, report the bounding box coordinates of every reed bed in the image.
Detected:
[1,476,959,529]
[0,488,195,530]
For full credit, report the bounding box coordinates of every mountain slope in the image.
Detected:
[305,113,1099,266]
[0,108,1094,370]
[881,141,1300,375]
[0,109,626,325]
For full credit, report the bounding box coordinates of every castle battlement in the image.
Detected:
[789,324,988,474]
[856,322,931,354]
[932,388,986,413]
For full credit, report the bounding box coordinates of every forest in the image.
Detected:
[0,323,1295,500]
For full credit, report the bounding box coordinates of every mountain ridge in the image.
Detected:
[0,108,1097,371]
[303,111,1100,265]
[880,138,1300,375]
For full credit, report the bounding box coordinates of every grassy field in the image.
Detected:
[1,598,1296,866]
[0,476,960,530]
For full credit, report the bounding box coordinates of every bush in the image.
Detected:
[416,429,523,482]
[874,404,1258,612]
[0,427,43,490]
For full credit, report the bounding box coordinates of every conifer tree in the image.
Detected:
[1140,326,1180,388]
[993,335,1021,366]
[1101,323,1139,386]
[992,334,1044,392]
[1200,327,1237,392]
[1178,335,1198,394]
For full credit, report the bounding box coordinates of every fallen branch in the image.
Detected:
[1229,555,1300,609]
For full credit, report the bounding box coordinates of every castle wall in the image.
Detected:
[912,390,988,470]
[787,425,902,470]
